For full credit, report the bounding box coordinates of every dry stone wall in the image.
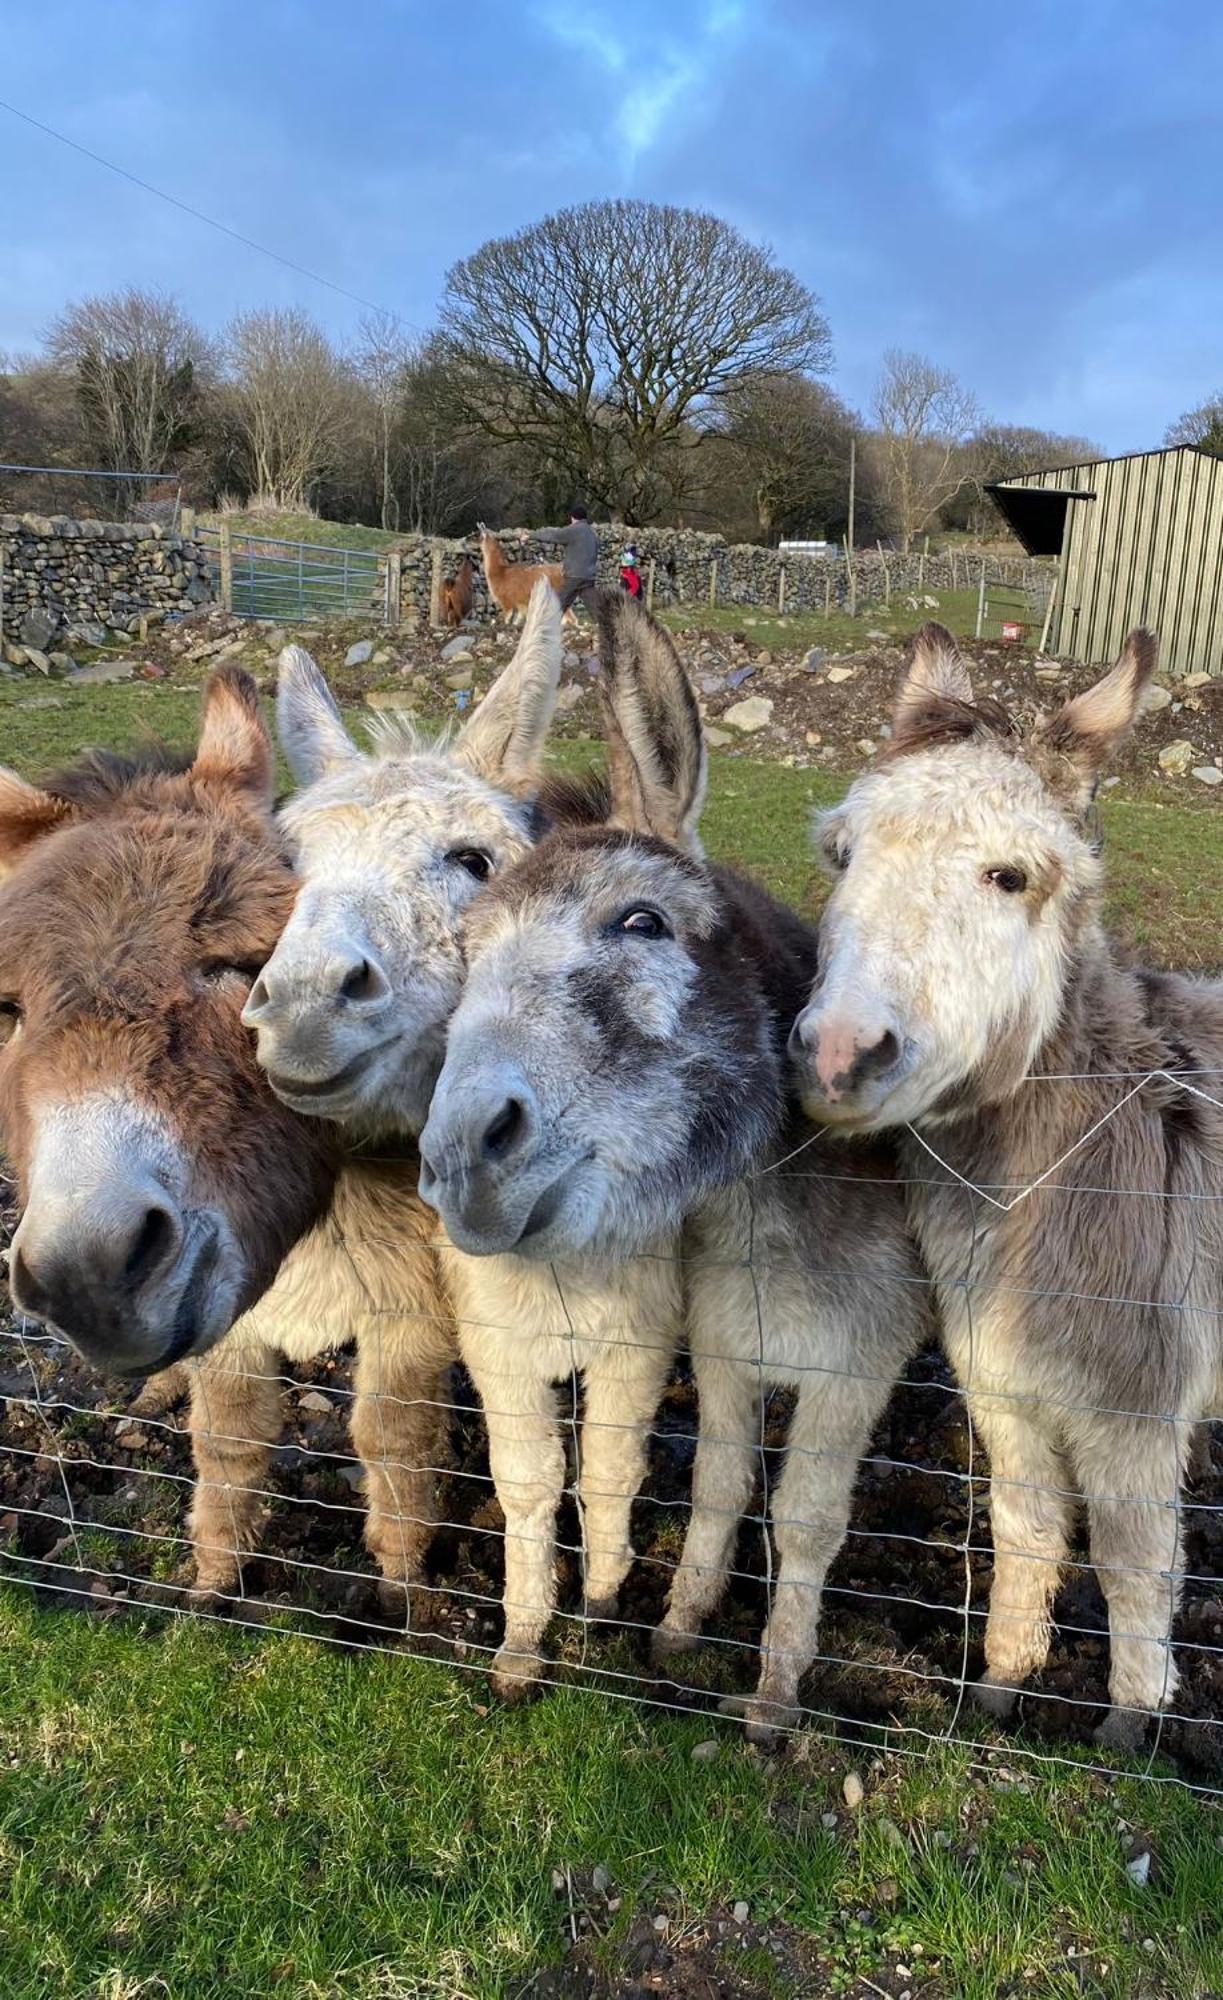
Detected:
[390,525,1046,627]
[0,513,212,663]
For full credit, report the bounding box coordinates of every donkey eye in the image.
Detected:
[202,961,263,986]
[616,907,672,941]
[448,848,493,882]
[985,866,1028,895]
[0,999,22,1046]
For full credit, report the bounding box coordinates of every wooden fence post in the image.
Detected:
[877,541,890,606]
[777,564,786,614]
[385,550,402,627]
[844,538,857,618]
[429,545,444,627]
[823,572,831,618]
[646,558,656,611]
[218,520,233,612]
[180,505,196,540]
[975,560,987,638]
[708,559,718,606]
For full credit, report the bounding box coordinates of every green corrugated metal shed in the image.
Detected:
[987,445,1223,677]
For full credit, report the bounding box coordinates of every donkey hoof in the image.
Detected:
[374,1576,412,1623]
[1094,1706,1149,1753]
[651,1623,702,1670]
[490,1645,545,1703]
[971,1676,1020,1721]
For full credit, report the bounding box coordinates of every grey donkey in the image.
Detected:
[792,621,1223,1746]
[418,595,928,1741]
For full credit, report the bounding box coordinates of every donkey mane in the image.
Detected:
[39,742,192,810]
[882,692,1021,763]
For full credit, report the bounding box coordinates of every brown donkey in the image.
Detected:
[793,623,1223,1745]
[0,668,337,1379]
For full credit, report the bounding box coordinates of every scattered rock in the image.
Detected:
[1192,766,1222,787]
[855,737,877,758]
[1126,1849,1152,1887]
[345,638,375,667]
[690,1739,719,1763]
[1158,739,1198,777]
[19,607,59,651]
[440,638,474,664]
[298,1390,334,1416]
[705,727,733,748]
[66,621,109,649]
[723,695,774,734]
[365,690,416,712]
[842,1770,864,1809]
[825,665,856,684]
[47,651,76,674]
[444,668,473,690]
[1183,672,1214,690]
[802,648,824,673]
[66,659,135,685]
[22,648,51,675]
[1142,683,1173,714]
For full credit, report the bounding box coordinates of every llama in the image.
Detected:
[417,596,927,1739]
[243,583,685,1698]
[0,668,336,1379]
[791,622,1223,1746]
[441,555,474,628]
[0,670,454,1608]
[478,525,565,624]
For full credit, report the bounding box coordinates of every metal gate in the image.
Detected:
[198,525,382,621]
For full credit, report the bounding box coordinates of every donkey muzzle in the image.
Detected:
[418,1069,573,1255]
[789,999,912,1123]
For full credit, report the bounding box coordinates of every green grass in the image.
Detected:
[200,509,405,552]
[1,1595,1219,1999]
[659,583,1043,657]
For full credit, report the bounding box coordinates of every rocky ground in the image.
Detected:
[6,601,1220,796]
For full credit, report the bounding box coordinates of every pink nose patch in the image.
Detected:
[813,1024,862,1099]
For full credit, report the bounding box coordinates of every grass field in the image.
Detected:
[1,673,1221,1996]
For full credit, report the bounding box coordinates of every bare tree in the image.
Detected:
[438,199,831,523]
[872,350,980,551]
[226,308,352,511]
[1165,393,1223,455]
[356,311,416,530]
[48,289,215,503]
[712,373,859,541]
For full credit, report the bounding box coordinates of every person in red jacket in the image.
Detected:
[619,545,644,598]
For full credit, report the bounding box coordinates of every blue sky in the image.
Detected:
[2,0,1220,452]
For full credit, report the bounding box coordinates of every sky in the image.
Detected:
[2,0,1221,454]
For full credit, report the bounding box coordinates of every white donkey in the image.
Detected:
[793,622,1223,1746]
[417,596,927,1740]
[144,592,567,1607]
[243,584,679,1696]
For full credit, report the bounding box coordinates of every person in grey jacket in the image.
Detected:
[535,505,600,618]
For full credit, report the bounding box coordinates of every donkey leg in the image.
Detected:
[578,1343,673,1621]
[970,1398,1074,1717]
[652,1361,759,1667]
[349,1321,448,1622]
[129,1361,191,1418]
[186,1339,284,1598]
[470,1357,565,1700]
[736,1373,887,1747]
[1077,1417,1187,1749]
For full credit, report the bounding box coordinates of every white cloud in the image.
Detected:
[531,0,748,168]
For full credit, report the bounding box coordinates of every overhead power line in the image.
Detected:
[0,95,413,330]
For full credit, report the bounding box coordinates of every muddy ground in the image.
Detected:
[3,1260,1219,1783]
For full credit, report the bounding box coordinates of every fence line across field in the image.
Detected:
[1,1074,1219,1802]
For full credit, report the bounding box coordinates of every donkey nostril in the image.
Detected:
[856,1029,900,1083]
[482,1097,528,1163]
[244,974,271,1017]
[340,957,387,1005]
[125,1205,177,1286]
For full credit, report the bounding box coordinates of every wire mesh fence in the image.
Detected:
[1,1105,1219,1797]
[196,524,383,620]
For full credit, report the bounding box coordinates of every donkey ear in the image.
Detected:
[892,622,975,745]
[191,666,274,804]
[276,645,361,784]
[0,770,76,874]
[595,594,707,855]
[453,577,562,786]
[1037,629,1159,807]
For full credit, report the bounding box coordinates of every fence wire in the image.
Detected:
[1,1067,1220,1798]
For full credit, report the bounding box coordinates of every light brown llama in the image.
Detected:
[478,525,564,623]
[441,555,474,628]
[793,623,1223,1747]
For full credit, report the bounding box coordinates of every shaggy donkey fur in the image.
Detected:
[794,622,1223,1745]
[0,670,337,1380]
[241,583,674,1687]
[420,596,926,1739]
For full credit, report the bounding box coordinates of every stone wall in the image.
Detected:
[0,513,212,666]
[389,524,1047,628]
